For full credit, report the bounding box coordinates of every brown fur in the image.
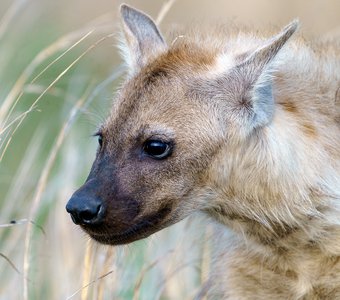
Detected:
[66,5,340,299]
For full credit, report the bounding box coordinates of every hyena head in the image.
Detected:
[66,5,298,245]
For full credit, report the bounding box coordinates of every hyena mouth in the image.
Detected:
[84,204,173,245]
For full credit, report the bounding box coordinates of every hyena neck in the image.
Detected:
[207,84,340,256]
[209,206,340,255]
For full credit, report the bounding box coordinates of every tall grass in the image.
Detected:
[0,1,211,299]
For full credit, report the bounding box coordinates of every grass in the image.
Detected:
[0,1,211,299]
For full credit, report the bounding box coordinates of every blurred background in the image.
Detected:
[0,0,339,299]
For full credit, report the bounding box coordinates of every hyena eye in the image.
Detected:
[143,140,172,159]
[98,135,103,147]
[94,132,103,148]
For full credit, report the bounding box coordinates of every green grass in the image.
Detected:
[0,1,210,299]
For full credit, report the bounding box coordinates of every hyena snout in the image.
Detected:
[66,179,106,226]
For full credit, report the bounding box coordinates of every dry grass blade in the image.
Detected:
[200,226,212,285]
[81,240,94,300]
[22,83,95,300]
[0,219,44,235]
[155,0,177,26]
[0,253,21,275]
[133,249,175,300]
[0,22,108,125]
[0,0,28,42]
[66,270,114,300]
[0,219,28,228]
[155,260,200,300]
[23,84,64,97]
[96,247,115,300]
[81,64,125,112]
[0,30,79,123]
[0,30,93,135]
[30,31,94,85]
[0,32,114,162]
[29,220,46,236]
[192,280,212,300]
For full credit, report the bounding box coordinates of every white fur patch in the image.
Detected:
[207,53,235,77]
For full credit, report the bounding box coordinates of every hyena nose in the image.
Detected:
[66,195,105,226]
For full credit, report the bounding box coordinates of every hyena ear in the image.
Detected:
[235,20,299,128]
[119,4,167,74]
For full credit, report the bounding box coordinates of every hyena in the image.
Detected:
[66,4,340,299]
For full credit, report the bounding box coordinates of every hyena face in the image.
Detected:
[66,5,298,245]
[66,57,223,245]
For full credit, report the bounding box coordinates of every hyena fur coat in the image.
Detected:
[66,5,340,299]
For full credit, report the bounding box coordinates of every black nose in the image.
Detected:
[66,194,105,225]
